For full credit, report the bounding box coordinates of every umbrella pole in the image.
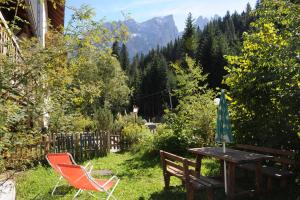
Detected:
[223,142,228,194]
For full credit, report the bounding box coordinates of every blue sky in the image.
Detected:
[65,0,257,31]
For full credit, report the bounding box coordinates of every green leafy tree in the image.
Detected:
[225,0,300,150]
[164,56,216,149]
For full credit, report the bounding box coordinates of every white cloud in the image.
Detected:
[112,0,174,11]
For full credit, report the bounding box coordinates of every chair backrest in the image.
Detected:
[46,153,75,175]
[57,164,99,191]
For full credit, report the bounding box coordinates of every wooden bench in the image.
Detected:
[235,144,298,192]
[160,150,223,200]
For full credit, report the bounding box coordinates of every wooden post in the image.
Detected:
[184,158,193,200]
[195,155,203,178]
[255,161,262,195]
[160,151,170,189]
[44,135,50,155]
[74,133,79,161]
[227,162,236,199]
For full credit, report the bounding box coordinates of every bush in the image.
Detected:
[49,112,94,133]
[135,124,194,156]
[113,113,145,133]
[94,107,114,132]
[153,125,189,154]
[122,122,151,148]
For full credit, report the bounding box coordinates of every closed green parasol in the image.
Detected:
[215,89,233,194]
[216,90,233,144]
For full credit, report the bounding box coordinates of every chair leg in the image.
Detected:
[73,189,82,200]
[105,178,120,200]
[280,178,287,188]
[51,176,63,196]
[267,177,272,192]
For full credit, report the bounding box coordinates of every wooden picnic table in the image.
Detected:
[188,147,272,199]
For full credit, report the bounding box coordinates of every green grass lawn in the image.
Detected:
[16,152,221,200]
[16,152,300,200]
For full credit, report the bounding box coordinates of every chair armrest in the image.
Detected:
[84,162,93,174]
[102,175,119,188]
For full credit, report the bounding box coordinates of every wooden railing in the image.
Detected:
[0,11,22,62]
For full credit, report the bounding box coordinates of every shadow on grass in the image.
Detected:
[148,186,228,200]
[31,185,74,200]
[147,186,186,200]
[116,153,161,179]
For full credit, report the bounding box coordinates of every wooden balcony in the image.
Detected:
[0,11,22,62]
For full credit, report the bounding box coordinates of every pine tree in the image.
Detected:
[112,41,120,59]
[119,43,130,71]
[140,53,168,118]
[182,13,197,58]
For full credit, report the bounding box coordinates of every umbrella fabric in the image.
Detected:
[215,90,233,143]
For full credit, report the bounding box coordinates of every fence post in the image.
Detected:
[74,133,79,161]
[44,135,50,155]
[105,131,108,155]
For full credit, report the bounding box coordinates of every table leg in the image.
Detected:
[195,155,203,178]
[227,162,236,199]
[220,160,224,178]
[255,161,262,196]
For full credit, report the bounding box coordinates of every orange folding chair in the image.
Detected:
[46,153,92,195]
[57,164,120,200]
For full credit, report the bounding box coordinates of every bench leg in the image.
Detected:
[186,187,194,200]
[207,188,214,200]
[280,178,287,188]
[163,173,170,189]
[267,177,272,192]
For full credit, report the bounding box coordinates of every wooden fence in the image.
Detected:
[50,131,110,161]
[2,131,128,170]
[110,134,130,151]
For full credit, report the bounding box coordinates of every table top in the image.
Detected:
[188,147,272,164]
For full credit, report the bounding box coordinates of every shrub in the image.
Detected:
[94,107,114,132]
[122,122,151,148]
[113,113,145,133]
[49,112,94,133]
[153,124,190,154]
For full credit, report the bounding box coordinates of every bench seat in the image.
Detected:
[160,150,223,200]
[235,144,298,192]
[238,163,294,178]
[189,175,223,189]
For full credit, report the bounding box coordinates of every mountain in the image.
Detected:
[195,16,209,30]
[178,15,210,37]
[108,15,212,58]
[123,15,179,58]
[124,15,178,58]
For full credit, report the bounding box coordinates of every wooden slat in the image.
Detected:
[165,159,184,171]
[161,151,185,162]
[186,159,196,167]
[239,163,295,178]
[272,157,296,166]
[236,144,295,157]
